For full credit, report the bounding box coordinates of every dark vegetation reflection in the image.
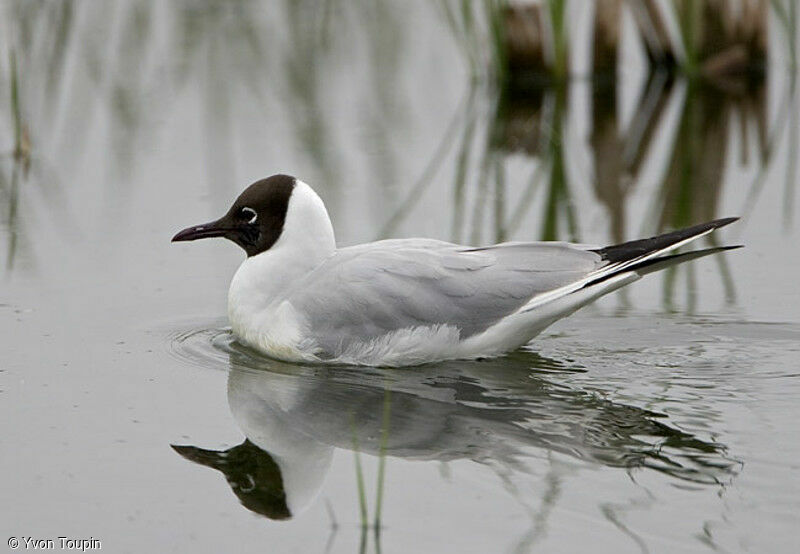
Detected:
[2,1,797,285]
[172,330,739,522]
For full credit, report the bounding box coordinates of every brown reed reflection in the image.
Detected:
[2,0,796,301]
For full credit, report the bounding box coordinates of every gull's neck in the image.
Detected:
[228,181,335,331]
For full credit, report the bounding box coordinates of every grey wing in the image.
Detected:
[288,239,604,355]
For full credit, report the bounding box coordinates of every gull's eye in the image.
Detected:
[239,207,257,224]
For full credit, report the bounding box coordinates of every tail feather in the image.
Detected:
[519,217,740,314]
[497,219,741,353]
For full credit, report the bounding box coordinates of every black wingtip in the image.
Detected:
[661,216,739,237]
[708,216,739,229]
[595,217,740,264]
[720,244,744,251]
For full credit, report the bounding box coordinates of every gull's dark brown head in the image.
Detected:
[172,174,296,257]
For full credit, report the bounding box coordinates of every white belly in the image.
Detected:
[229,299,316,363]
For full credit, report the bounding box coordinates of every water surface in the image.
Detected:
[2,2,799,552]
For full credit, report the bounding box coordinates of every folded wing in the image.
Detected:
[287,239,604,355]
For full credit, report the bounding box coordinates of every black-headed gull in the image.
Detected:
[173,174,739,366]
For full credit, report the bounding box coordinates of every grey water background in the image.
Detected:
[2,1,799,553]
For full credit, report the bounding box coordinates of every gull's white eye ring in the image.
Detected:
[241,207,257,224]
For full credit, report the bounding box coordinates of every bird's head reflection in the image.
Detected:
[171,441,290,520]
[172,342,739,520]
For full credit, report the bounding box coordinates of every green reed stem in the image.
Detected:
[484,0,508,84]
[10,49,22,158]
[352,427,369,528]
[373,387,391,530]
[547,0,568,80]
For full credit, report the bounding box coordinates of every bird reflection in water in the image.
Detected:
[172,440,291,520]
[172,336,739,522]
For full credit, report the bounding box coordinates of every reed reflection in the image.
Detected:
[2,0,796,285]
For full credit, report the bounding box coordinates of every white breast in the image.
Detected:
[227,180,336,360]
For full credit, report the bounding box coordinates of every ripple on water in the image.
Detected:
[167,319,325,376]
[167,321,242,372]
